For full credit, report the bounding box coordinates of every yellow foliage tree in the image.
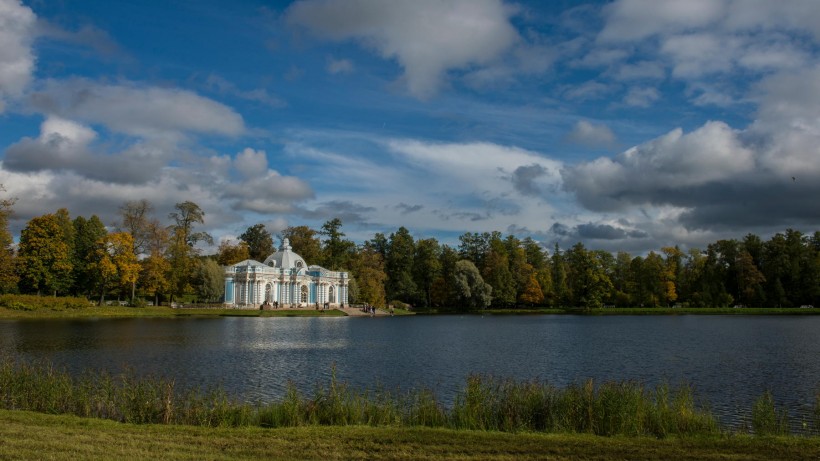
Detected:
[89,232,140,305]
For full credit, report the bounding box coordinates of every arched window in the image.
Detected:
[301,285,308,303]
[328,285,335,303]
[265,284,272,303]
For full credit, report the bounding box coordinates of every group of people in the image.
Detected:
[360,303,377,315]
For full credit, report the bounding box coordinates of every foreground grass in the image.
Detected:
[2,410,820,461]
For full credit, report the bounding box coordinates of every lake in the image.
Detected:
[1,314,818,428]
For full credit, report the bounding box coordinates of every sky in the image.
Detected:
[2,0,820,255]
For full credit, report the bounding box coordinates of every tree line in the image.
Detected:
[1,190,819,309]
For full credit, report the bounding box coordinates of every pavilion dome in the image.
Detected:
[263,238,308,270]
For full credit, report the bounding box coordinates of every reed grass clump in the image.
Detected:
[0,359,798,438]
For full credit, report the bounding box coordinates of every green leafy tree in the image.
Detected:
[16,213,74,296]
[565,242,612,309]
[0,185,18,293]
[551,244,569,307]
[458,232,490,267]
[481,234,515,307]
[72,215,107,297]
[430,245,459,308]
[454,260,492,310]
[192,258,225,302]
[413,238,441,308]
[240,223,274,262]
[386,226,418,303]
[167,201,213,301]
[320,218,355,270]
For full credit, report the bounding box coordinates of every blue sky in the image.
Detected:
[2,0,820,254]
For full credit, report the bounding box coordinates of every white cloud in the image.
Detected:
[30,78,245,140]
[286,0,520,98]
[565,120,616,148]
[598,0,726,43]
[233,148,268,179]
[660,33,739,78]
[623,86,660,107]
[0,0,36,112]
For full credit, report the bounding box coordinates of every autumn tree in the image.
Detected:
[519,273,544,306]
[282,225,323,264]
[117,200,156,303]
[216,240,250,266]
[240,223,273,261]
[349,243,387,307]
[88,232,140,305]
[16,213,74,296]
[141,220,170,306]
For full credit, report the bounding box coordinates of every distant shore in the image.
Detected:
[3,306,819,320]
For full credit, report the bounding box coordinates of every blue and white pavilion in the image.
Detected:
[223,238,348,308]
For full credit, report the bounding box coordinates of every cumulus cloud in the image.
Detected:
[3,116,167,184]
[286,0,520,98]
[233,148,269,179]
[0,0,36,112]
[564,121,755,212]
[565,120,616,148]
[511,164,547,196]
[30,78,245,140]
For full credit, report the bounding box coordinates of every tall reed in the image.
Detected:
[0,359,791,438]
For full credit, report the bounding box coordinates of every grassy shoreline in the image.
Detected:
[3,303,819,320]
[4,410,820,461]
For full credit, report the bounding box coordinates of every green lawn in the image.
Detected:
[1,409,819,461]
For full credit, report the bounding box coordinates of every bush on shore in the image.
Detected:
[0,294,91,311]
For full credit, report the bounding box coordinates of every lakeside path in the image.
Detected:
[338,306,391,317]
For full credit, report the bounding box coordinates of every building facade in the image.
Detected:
[223,238,349,308]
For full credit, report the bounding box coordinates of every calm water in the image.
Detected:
[2,314,819,427]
